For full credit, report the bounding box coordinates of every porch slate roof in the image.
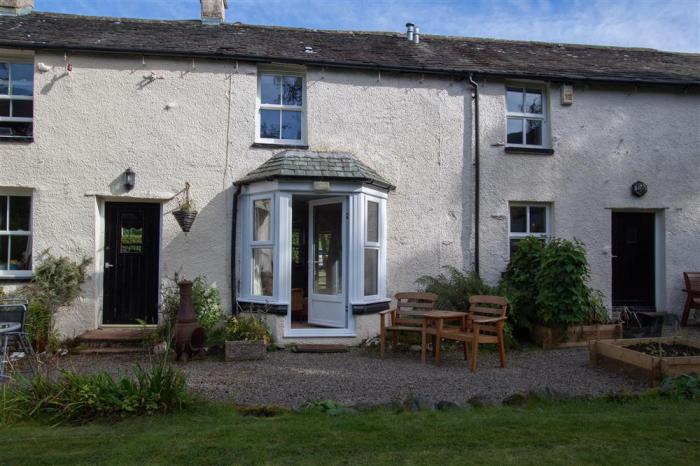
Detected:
[0,12,698,86]
[235,151,396,190]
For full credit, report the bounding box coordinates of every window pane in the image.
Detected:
[260,109,280,139]
[366,201,379,243]
[9,196,30,231]
[10,63,33,96]
[506,88,523,112]
[10,235,31,270]
[120,212,143,254]
[253,248,273,296]
[0,237,7,270]
[253,199,271,241]
[526,119,542,145]
[281,110,301,140]
[524,89,543,114]
[507,118,523,144]
[510,206,526,233]
[0,122,32,138]
[364,248,378,296]
[282,76,302,106]
[260,74,281,105]
[0,63,8,95]
[529,206,546,233]
[0,100,8,117]
[0,196,6,230]
[11,100,32,118]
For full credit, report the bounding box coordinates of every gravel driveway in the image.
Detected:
[59,346,647,408]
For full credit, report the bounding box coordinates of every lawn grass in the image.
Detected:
[2,397,698,465]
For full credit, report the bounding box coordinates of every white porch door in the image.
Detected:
[307,197,347,328]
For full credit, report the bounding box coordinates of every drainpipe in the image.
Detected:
[230,184,242,315]
[467,73,480,277]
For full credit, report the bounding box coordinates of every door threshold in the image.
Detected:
[284,329,356,338]
[101,324,158,328]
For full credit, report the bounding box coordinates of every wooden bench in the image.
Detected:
[379,292,438,359]
[681,272,700,327]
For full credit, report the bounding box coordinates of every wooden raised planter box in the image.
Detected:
[225,340,266,361]
[532,323,623,349]
[590,337,700,386]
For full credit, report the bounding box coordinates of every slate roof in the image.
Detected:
[0,12,698,85]
[235,151,395,190]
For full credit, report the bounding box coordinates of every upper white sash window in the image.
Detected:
[256,71,306,145]
[505,85,549,149]
[0,61,34,142]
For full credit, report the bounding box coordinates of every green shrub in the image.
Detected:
[216,314,272,345]
[24,300,58,353]
[1,362,190,424]
[659,373,700,400]
[500,236,545,332]
[159,274,224,340]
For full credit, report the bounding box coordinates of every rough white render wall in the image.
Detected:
[477,79,700,315]
[0,51,471,338]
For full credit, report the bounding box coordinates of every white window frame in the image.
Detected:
[0,192,33,278]
[255,69,307,146]
[508,203,551,256]
[0,59,34,141]
[250,195,274,297]
[505,84,549,149]
[363,197,382,298]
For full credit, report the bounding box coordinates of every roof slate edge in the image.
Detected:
[234,174,396,191]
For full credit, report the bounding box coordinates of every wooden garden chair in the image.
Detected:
[681,272,700,326]
[437,295,508,372]
[379,292,438,358]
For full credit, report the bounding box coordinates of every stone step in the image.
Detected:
[75,346,146,355]
[76,327,157,349]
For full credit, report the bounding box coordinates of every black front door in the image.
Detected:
[612,212,655,309]
[103,202,160,324]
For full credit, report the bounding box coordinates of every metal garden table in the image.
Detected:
[0,321,22,379]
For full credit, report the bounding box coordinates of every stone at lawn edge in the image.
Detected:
[503,393,529,406]
[436,400,461,411]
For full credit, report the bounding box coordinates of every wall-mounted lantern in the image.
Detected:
[631,180,647,198]
[124,168,136,191]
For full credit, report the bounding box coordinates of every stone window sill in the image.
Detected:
[0,137,34,144]
[251,142,309,150]
[504,146,554,155]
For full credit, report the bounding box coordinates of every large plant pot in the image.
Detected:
[225,340,266,361]
[532,323,623,349]
[173,210,198,233]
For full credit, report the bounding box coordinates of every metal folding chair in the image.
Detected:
[0,300,37,378]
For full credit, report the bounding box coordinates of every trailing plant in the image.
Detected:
[500,236,545,332]
[158,274,224,340]
[0,362,191,424]
[535,238,607,329]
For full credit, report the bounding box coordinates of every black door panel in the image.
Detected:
[103,202,160,324]
[612,212,655,309]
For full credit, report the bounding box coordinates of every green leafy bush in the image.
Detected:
[659,373,700,400]
[213,314,272,345]
[500,236,545,332]
[24,300,58,353]
[159,274,224,339]
[1,362,190,424]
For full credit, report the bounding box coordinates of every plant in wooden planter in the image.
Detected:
[172,182,197,233]
[502,237,618,349]
[222,313,272,361]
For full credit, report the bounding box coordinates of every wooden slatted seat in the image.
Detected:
[379,292,438,358]
[437,295,509,372]
[681,272,700,326]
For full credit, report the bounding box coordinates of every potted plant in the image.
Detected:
[172,182,197,233]
[223,313,272,361]
[503,237,622,349]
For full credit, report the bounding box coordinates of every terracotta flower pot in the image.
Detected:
[173,210,198,232]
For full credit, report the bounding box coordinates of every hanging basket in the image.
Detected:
[173,209,198,233]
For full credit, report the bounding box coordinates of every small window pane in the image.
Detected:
[526,119,542,146]
[364,248,378,296]
[0,100,8,117]
[524,89,543,114]
[0,237,7,269]
[281,110,301,140]
[120,212,143,254]
[10,235,31,270]
[529,206,546,233]
[10,63,33,96]
[0,196,6,230]
[260,74,281,105]
[0,122,32,139]
[510,206,527,233]
[507,118,523,144]
[260,109,280,139]
[282,76,303,106]
[506,88,523,112]
[0,63,8,95]
[253,248,273,296]
[11,100,32,118]
[253,199,271,241]
[9,196,30,231]
[366,201,379,243]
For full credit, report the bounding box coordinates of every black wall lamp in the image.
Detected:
[124,168,136,191]
[631,180,647,198]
